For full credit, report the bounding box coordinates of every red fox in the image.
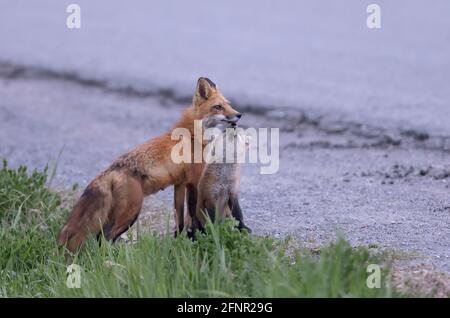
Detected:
[192,116,252,234]
[57,77,242,252]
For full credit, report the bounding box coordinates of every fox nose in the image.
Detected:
[227,113,242,124]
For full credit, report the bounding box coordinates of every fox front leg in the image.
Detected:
[228,196,252,233]
[187,184,201,239]
[173,183,187,237]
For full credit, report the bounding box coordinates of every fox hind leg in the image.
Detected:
[102,174,144,242]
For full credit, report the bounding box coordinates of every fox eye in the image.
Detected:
[212,105,223,111]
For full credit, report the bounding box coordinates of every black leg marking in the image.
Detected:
[174,183,185,238]
[228,197,252,233]
[187,184,197,220]
[174,223,185,238]
[206,206,216,224]
[187,183,202,238]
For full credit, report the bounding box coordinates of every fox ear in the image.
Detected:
[193,77,217,106]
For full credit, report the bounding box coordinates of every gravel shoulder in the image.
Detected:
[1,73,449,275]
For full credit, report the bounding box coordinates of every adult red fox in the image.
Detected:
[57,77,242,252]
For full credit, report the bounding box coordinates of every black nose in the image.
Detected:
[236,113,242,119]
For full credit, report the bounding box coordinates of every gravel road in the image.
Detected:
[1,69,449,272]
[0,1,449,272]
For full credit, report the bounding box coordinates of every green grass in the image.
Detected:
[0,160,398,297]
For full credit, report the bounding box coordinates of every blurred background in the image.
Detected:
[1,0,449,131]
[1,1,450,271]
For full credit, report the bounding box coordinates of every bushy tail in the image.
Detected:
[57,180,112,252]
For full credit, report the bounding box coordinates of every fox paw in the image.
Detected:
[238,225,252,234]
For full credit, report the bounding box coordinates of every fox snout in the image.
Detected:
[226,113,242,126]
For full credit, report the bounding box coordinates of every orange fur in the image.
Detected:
[57,78,241,252]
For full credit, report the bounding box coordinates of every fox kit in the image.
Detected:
[193,116,251,233]
[58,77,242,252]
